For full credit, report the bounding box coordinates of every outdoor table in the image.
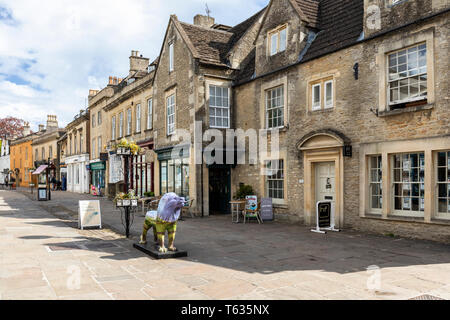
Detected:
[230,200,246,223]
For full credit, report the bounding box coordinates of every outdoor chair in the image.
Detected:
[181,198,195,219]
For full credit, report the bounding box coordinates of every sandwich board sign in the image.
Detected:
[78,200,102,230]
[311,201,340,234]
[260,198,274,221]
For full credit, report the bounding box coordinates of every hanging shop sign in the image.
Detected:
[90,162,106,171]
[100,153,109,161]
[78,200,102,230]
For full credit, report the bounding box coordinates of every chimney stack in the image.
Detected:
[38,124,45,132]
[89,89,99,97]
[22,122,31,136]
[46,115,58,130]
[194,14,215,28]
[129,50,150,75]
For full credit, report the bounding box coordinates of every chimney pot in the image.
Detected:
[193,14,215,28]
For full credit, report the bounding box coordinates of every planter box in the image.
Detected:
[116,147,131,156]
[116,200,123,207]
[123,200,131,206]
[131,200,138,207]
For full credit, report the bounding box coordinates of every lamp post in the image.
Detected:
[47,157,51,201]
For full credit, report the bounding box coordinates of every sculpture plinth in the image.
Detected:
[133,243,187,259]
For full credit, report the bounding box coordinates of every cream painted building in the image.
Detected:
[64,110,90,194]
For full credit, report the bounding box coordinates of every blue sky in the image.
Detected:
[0,0,267,131]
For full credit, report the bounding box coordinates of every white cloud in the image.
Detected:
[0,0,267,130]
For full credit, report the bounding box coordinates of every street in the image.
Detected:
[0,189,449,300]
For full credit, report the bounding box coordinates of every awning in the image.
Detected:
[32,165,48,175]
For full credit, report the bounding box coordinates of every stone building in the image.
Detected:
[31,115,66,181]
[64,110,90,193]
[84,0,449,242]
[229,0,450,242]
[88,51,156,197]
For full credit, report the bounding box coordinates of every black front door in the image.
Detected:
[209,167,231,215]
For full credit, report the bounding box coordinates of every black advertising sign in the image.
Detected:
[260,198,274,221]
[100,153,109,161]
[318,202,331,228]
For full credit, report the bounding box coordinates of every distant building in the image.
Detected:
[0,138,11,183]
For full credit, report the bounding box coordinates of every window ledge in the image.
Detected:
[309,107,335,114]
[362,214,450,226]
[144,129,153,133]
[378,103,434,117]
[273,203,288,209]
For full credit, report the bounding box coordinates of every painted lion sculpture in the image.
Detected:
[140,193,185,253]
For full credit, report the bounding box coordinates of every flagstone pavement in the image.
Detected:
[0,189,449,300]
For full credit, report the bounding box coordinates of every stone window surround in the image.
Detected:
[146,96,153,131]
[165,87,177,137]
[267,24,288,57]
[306,70,338,112]
[259,149,288,206]
[360,135,450,225]
[260,75,289,130]
[126,108,132,136]
[377,27,435,113]
[205,78,232,129]
[169,41,174,73]
[135,103,141,134]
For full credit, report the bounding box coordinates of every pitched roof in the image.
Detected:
[291,0,320,28]
[301,0,364,61]
[178,22,234,66]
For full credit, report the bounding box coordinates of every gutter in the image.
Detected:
[233,7,450,88]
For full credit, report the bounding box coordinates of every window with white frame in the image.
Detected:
[74,135,77,154]
[127,108,132,136]
[209,85,230,128]
[388,43,427,107]
[325,80,334,109]
[167,94,175,135]
[266,86,284,129]
[312,84,321,111]
[311,78,334,111]
[92,138,96,159]
[392,153,425,216]
[136,104,141,133]
[437,151,450,218]
[92,114,96,128]
[119,112,123,138]
[98,136,102,156]
[80,133,83,154]
[269,25,287,56]
[169,43,174,72]
[147,99,153,130]
[369,155,383,210]
[111,116,116,141]
[98,111,102,125]
[265,159,284,200]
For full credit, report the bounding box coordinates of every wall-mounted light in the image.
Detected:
[353,63,359,80]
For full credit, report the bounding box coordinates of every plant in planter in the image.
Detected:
[114,189,140,207]
[234,184,255,200]
[113,138,142,155]
[144,191,155,197]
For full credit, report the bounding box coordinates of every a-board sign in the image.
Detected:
[260,198,274,221]
[38,188,47,201]
[318,202,332,228]
[78,200,102,230]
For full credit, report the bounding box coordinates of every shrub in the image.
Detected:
[234,184,254,200]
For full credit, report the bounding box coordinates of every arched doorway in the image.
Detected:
[297,129,351,229]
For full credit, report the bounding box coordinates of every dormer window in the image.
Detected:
[269,25,287,56]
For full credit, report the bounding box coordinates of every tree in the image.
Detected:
[0,116,26,139]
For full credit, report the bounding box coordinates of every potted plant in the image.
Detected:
[234,184,255,200]
[113,138,142,156]
[114,190,140,207]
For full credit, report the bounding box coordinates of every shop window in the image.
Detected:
[266,86,284,129]
[392,153,425,216]
[209,85,230,128]
[265,159,284,200]
[388,43,427,109]
[160,157,189,197]
[437,151,450,219]
[369,155,383,211]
